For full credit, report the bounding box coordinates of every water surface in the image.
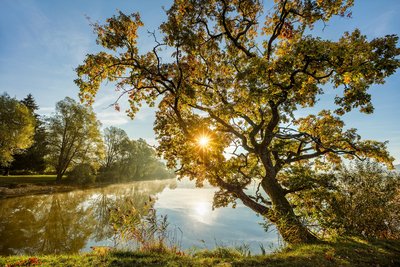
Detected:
[0,178,280,255]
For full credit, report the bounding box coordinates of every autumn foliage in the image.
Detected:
[76,0,399,244]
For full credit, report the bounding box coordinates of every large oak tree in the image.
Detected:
[76,0,399,244]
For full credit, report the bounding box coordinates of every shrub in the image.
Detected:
[109,197,182,253]
[68,163,96,185]
[292,161,400,239]
[96,165,127,183]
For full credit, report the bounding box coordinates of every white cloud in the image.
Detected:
[92,95,115,109]
[135,106,156,121]
[93,91,156,122]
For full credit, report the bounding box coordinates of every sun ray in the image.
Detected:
[197,135,210,148]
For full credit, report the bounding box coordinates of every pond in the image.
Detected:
[0,178,281,255]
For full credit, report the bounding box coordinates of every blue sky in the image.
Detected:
[0,0,399,164]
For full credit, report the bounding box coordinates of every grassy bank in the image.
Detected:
[0,175,85,199]
[0,175,168,199]
[1,238,399,267]
[0,175,57,185]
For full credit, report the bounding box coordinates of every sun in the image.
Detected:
[197,135,210,148]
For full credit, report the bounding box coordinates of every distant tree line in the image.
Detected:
[98,126,174,183]
[0,93,174,183]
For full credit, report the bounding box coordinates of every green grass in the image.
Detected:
[1,238,399,267]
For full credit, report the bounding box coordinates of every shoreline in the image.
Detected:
[0,178,175,199]
[0,183,92,199]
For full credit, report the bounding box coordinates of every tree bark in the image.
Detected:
[261,175,318,244]
[273,210,318,244]
[254,153,318,244]
[56,170,63,183]
[217,170,317,244]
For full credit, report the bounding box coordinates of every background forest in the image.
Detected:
[0,93,174,183]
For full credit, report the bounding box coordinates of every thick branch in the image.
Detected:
[215,175,271,217]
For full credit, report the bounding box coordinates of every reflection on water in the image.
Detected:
[0,178,279,255]
[155,181,280,252]
[0,180,175,255]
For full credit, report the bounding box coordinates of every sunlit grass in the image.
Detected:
[1,238,399,267]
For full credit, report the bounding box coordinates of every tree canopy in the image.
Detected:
[76,0,400,244]
[46,97,104,181]
[0,93,35,168]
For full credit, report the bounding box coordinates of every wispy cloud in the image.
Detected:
[38,106,55,116]
[96,109,130,126]
[366,9,397,37]
[4,0,91,66]
[94,92,156,122]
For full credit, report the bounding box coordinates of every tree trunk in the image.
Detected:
[271,206,318,244]
[249,152,318,244]
[56,171,63,183]
[261,178,318,244]
[216,171,317,244]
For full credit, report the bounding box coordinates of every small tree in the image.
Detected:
[11,94,48,173]
[76,0,399,243]
[103,126,130,169]
[0,93,35,170]
[47,97,104,182]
